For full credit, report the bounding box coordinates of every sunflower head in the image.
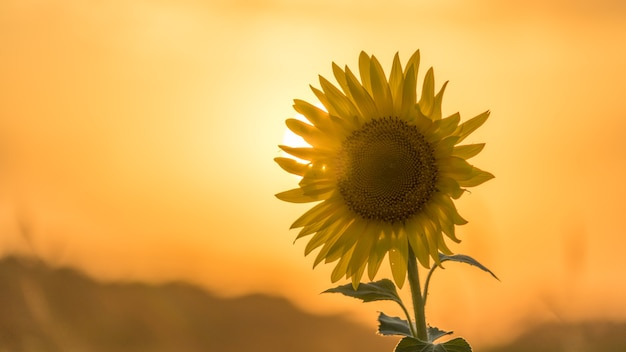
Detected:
[275,51,493,288]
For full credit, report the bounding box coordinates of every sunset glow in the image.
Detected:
[1,0,626,349]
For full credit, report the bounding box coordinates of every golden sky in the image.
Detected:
[1,0,626,348]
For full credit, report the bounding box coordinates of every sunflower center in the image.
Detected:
[335,116,438,223]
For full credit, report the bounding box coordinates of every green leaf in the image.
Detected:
[428,326,453,342]
[323,279,402,305]
[439,253,499,281]
[395,337,472,352]
[377,312,412,337]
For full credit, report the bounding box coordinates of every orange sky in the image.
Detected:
[1,0,626,348]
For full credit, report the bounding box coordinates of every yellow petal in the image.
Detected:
[388,53,404,112]
[304,218,347,255]
[367,233,389,280]
[403,50,420,80]
[291,198,339,229]
[319,75,361,119]
[310,85,359,129]
[332,63,354,101]
[369,55,394,116]
[434,135,459,158]
[299,179,335,198]
[358,51,373,94]
[345,66,379,120]
[438,156,474,180]
[297,221,326,241]
[454,110,490,143]
[275,188,318,203]
[452,143,485,159]
[331,245,355,282]
[401,66,417,117]
[293,99,333,133]
[347,226,377,279]
[430,110,458,141]
[436,194,468,226]
[313,219,353,266]
[351,262,367,289]
[285,118,327,147]
[426,200,459,243]
[323,219,367,264]
[418,67,435,117]
[274,157,308,176]
[436,176,465,199]
[458,167,495,187]
[278,145,319,161]
[388,230,408,288]
[429,81,448,121]
[406,228,431,269]
[422,218,442,266]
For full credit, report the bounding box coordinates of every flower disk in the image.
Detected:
[336,116,437,223]
[275,50,494,288]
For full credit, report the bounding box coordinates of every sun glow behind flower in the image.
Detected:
[282,112,313,155]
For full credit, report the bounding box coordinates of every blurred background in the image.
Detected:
[1,0,626,350]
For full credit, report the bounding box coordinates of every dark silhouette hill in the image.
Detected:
[485,320,626,352]
[1,256,624,352]
[0,256,398,352]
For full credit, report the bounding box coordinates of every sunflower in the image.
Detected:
[275,51,493,288]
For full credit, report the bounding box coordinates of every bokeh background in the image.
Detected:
[1,0,626,350]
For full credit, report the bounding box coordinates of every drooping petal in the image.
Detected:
[331,245,356,282]
[367,232,390,280]
[388,229,409,288]
[351,262,368,289]
[347,226,377,282]
[436,194,468,225]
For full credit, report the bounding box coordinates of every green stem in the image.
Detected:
[422,266,438,306]
[400,301,417,338]
[407,247,428,341]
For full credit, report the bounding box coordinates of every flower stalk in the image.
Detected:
[407,247,428,341]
